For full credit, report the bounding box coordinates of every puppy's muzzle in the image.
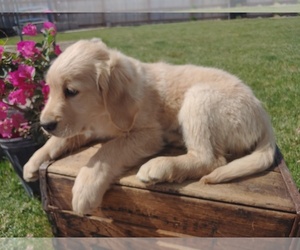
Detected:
[41,121,58,133]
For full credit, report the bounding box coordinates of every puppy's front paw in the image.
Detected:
[72,166,105,215]
[199,176,210,185]
[23,161,40,182]
[199,171,223,185]
[136,157,175,184]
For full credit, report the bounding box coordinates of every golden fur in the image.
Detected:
[24,39,276,214]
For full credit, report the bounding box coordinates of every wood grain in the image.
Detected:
[42,144,300,237]
[46,173,295,237]
[49,209,193,237]
[46,145,295,212]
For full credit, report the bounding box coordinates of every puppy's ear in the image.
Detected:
[97,53,140,132]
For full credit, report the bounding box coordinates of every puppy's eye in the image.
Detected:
[64,88,79,98]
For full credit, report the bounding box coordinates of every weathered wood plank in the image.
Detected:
[46,143,295,212]
[43,144,300,237]
[46,173,295,237]
[118,168,295,212]
[277,154,300,236]
[100,187,295,237]
[49,209,193,237]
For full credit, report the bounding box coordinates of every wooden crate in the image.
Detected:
[39,144,300,237]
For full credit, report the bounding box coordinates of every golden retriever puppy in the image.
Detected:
[23,39,276,214]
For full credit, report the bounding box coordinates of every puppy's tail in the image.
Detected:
[200,139,276,184]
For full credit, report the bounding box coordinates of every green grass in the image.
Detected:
[0,161,52,237]
[1,16,299,237]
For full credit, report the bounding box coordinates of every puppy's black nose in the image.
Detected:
[41,121,57,132]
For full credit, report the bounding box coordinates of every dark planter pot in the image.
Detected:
[0,146,5,160]
[0,137,43,197]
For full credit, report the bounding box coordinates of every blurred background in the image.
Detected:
[0,0,299,38]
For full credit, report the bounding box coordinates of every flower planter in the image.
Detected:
[0,22,60,196]
[0,137,42,197]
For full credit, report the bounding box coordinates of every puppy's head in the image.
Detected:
[40,39,141,138]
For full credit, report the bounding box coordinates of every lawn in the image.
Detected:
[1,16,299,237]
[0,161,52,237]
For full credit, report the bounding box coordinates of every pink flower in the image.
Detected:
[0,46,4,60]
[0,79,5,95]
[8,90,27,105]
[22,23,37,36]
[7,70,25,87]
[8,89,32,105]
[43,21,57,35]
[0,101,8,120]
[18,64,35,80]
[11,113,26,128]
[17,40,40,59]
[42,83,50,100]
[0,118,14,138]
[6,67,36,104]
[7,65,35,88]
[54,44,62,55]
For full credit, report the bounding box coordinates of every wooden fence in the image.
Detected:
[1,0,297,12]
[0,0,298,32]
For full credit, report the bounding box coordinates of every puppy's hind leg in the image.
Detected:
[137,85,226,184]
